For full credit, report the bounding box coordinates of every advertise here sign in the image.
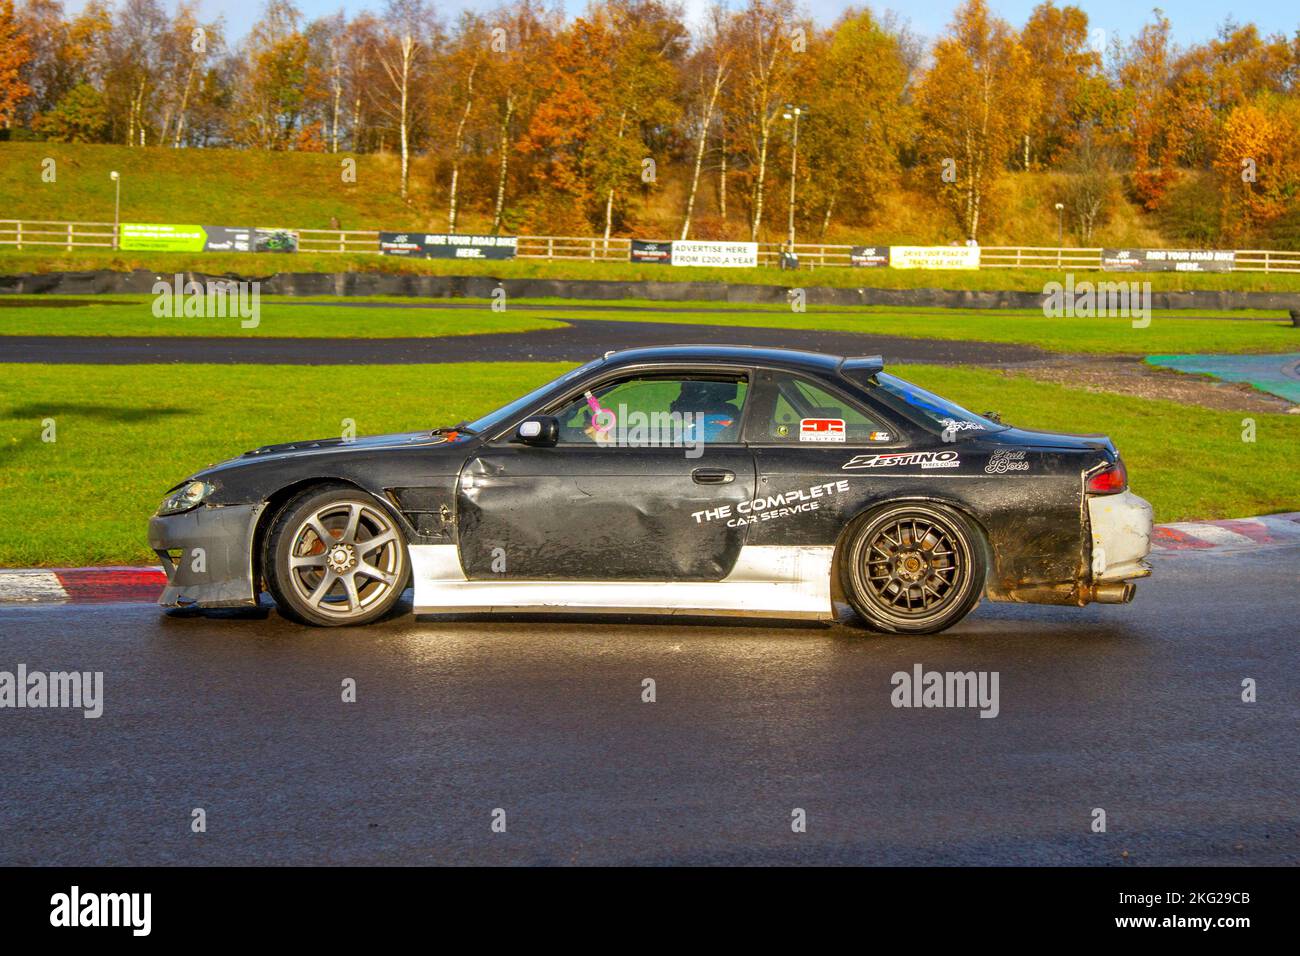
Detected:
[888,245,981,270]
[1101,249,1235,272]
[119,223,297,253]
[379,233,517,260]
[669,240,758,268]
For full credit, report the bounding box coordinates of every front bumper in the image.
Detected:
[1088,490,1153,583]
[148,503,265,608]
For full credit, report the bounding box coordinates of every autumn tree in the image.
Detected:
[0,0,32,128]
[481,0,559,233]
[518,13,613,232]
[1019,2,1100,168]
[723,0,800,241]
[439,12,490,231]
[1060,126,1117,242]
[679,5,729,239]
[13,0,72,126]
[590,0,687,242]
[1117,13,1182,210]
[1214,97,1300,239]
[372,0,439,200]
[913,0,1039,241]
[232,0,317,149]
[796,8,913,238]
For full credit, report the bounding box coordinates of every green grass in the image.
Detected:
[0,362,572,567]
[4,294,1296,354]
[5,245,1300,293]
[3,361,1296,567]
[0,142,421,229]
[0,299,563,337]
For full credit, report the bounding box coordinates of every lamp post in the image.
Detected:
[782,105,807,253]
[1054,202,1064,266]
[110,171,121,250]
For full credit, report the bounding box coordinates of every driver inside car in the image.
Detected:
[671,380,741,443]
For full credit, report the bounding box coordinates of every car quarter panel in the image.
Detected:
[747,441,1092,602]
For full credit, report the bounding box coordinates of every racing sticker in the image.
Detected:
[842,451,960,470]
[691,480,850,527]
[984,449,1029,474]
[800,418,845,443]
[939,417,986,432]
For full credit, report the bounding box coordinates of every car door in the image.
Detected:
[456,370,756,581]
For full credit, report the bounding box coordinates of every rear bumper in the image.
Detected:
[148,503,264,608]
[1088,490,1153,583]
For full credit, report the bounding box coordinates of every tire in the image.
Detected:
[840,502,986,635]
[264,485,410,627]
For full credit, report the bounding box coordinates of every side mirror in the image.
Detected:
[515,416,559,447]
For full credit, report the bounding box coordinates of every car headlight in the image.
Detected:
[157,480,215,516]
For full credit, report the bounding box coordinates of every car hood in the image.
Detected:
[196,430,467,477]
[988,426,1117,456]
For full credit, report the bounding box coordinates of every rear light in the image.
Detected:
[1087,460,1127,495]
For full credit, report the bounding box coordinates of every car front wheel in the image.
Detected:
[264,486,409,627]
[841,503,986,634]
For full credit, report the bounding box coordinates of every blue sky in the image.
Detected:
[64,0,1300,47]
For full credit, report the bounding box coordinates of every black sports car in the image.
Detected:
[149,346,1153,634]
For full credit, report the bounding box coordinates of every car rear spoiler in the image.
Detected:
[838,355,884,375]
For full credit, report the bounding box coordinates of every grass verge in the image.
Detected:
[4,295,1297,354]
[2,361,1296,566]
[0,300,563,337]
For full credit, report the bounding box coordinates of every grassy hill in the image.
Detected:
[1,142,427,231]
[0,141,1279,250]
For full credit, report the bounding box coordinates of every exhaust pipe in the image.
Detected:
[1090,582,1135,604]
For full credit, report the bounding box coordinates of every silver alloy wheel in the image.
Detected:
[285,500,405,620]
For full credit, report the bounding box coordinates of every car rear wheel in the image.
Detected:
[265,486,409,627]
[841,503,986,635]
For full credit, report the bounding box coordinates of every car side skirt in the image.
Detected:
[410,544,835,620]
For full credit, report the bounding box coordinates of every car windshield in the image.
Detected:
[463,358,605,436]
[871,372,1005,438]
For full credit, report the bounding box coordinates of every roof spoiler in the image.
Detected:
[839,355,884,375]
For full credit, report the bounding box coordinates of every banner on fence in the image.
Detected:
[379,232,517,259]
[119,223,297,253]
[669,240,758,268]
[1101,248,1235,272]
[630,239,673,264]
[850,246,890,268]
[201,227,254,252]
[119,223,209,252]
[889,245,981,270]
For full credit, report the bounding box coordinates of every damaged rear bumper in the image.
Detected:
[148,503,265,608]
[1088,490,1154,586]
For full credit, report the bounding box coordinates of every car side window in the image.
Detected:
[551,374,749,447]
[751,371,892,444]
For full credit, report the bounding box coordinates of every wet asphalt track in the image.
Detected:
[0,318,1047,365]
[0,546,1295,866]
